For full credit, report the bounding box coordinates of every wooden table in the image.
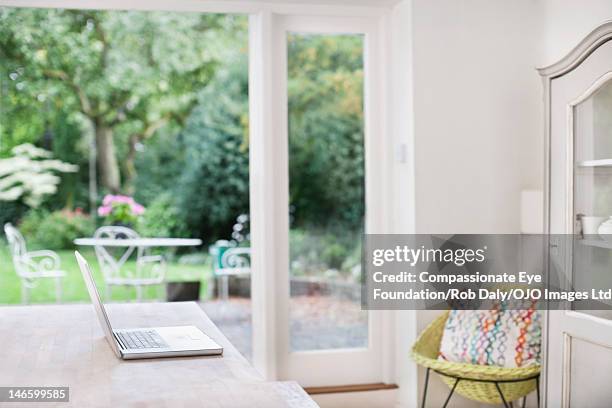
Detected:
[0,302,318,408]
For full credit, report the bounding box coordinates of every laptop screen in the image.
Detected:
[75,251,121,357]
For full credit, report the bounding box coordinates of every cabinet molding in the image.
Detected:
[539,20,612,78]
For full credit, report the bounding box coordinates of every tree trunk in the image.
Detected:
[123,134,140,195]
[88,121,98,213]
[94,124,121,193]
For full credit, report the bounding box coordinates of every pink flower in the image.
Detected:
[131,203,145,215]
[113,195,135,204]
[98,194,145,220]
[102,194,115,206]
[97,205,112,216]
[102,194,135,206]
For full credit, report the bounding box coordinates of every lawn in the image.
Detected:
[0,246,212,304]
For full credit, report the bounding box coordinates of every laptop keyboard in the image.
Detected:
[116,330,169,350]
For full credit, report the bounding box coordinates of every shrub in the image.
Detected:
[19,209,95,250]
[138,193,187,238]
[175,58,250,242]
[289,228,361,279]
[0,201,27,228]
[322,242,348,270]
[98,194,145,225]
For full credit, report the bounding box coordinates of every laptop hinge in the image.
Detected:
[113,332,127,351]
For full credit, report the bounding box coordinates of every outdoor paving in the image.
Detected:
[200,298,253,360]
[199,295,368,361]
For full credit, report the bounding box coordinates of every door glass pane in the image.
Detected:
[287,33,367,351]
[573,79,612,320]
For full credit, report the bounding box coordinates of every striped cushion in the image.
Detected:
[438,307,541,368]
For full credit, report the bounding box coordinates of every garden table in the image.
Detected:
[74,237,202,247]
[74,237,204,301]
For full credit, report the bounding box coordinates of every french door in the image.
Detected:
[249,14,390,387]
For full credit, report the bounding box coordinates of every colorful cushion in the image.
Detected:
[438,307,541,368]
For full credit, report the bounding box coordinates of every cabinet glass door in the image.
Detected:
[573,78,612,319]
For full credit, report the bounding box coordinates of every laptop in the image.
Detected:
[75,251,223,359]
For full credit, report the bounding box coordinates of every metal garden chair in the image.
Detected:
[4,223,66,304]
[92,226,166,301]
[209,242,251,300]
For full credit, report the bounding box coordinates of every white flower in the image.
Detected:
[0,143,78,208]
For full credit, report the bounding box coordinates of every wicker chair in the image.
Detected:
[411,311,540,408]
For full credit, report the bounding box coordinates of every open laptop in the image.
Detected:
[75,251,223,359]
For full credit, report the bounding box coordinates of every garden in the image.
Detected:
[0,7,365,307]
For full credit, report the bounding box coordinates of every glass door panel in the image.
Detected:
[287,33,367,351]
[573,79,612,319]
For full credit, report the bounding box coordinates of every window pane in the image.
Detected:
[287,33,367,351]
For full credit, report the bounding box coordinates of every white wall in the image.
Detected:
[540,0,612,66]
[393,0,544,406]
[411,0,544,235]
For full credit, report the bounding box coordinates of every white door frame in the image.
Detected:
[259,13,390,387]
[247,5,406,387]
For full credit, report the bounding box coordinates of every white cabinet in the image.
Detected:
[540,21,612,408]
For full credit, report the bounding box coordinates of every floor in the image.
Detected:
[199,295,368,361]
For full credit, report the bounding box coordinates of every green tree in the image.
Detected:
[0,8,245,193]
[287,34,365,230]
[174,56,249,241]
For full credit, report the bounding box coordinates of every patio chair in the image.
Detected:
[4,223,66,304]
[93,226,166,301]
[209,242,251,300]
